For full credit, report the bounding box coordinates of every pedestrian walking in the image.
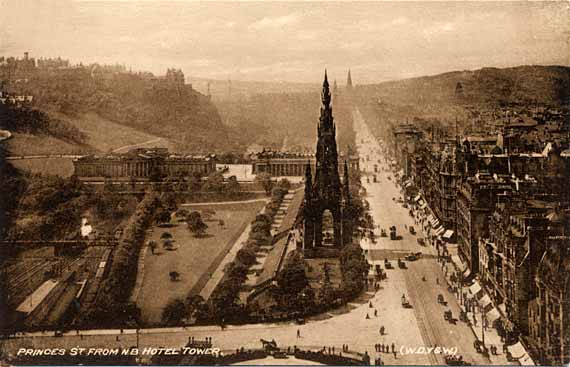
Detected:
[391,343,395,353]
[297,329,301,338]
[374,309,378,317]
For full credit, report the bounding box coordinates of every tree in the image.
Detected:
[187,211,208,237]
[161,298,186,325]
[202,171,224,193]
[274,252,311,312]
[227,175,240,195]
[161,191,177,211]
[175,208,189,221]
[276,253,308,295]
[155,207,171,225]
[255,172,273,196]
[278,178,291,191]
[236,247,257,266]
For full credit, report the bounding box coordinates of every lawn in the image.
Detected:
[137,201,265,325]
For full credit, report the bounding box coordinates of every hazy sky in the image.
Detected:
[1,1,569,83]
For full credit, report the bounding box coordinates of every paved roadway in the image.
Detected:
[353,107,497,366]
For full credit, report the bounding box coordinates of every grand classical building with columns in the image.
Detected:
[73,148,216,181]
[251,150,359,177]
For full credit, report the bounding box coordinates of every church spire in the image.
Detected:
[346,69,353,89]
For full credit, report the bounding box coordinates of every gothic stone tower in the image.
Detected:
[304,71,351,255]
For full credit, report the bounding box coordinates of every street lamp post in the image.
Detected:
[481,305,486,347]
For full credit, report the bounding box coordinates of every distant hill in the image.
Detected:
[356,65,570,107]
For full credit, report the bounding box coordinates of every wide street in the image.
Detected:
[353,107,502,366]
[1,108,506,366]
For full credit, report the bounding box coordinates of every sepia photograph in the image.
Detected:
[0,0,570,365]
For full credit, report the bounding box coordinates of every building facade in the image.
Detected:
[528,236,570,365]
[73,148,216,180]
[251,150,359,177]
[478,195,552,337]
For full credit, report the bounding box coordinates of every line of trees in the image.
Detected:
[80,193,162,327]
[207,181,290,323]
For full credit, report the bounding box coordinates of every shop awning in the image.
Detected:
[442,230,454,239]
[479,294,492,308]
[414,194,422,202]
[469,282,482,296]
[519,353,535,365]
[507,342,527,359]
[434,226,445,236]
[429,216,441,227]
[451,255,466,271]
[487,307,501,323]
[405,181,413,188]
[463,268,471,278]
[427,214,436,224]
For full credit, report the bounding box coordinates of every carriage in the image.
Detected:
[437,294,445,305]
[401,295,412,308]
[445,355,471,366]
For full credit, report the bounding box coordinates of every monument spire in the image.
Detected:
[321,69,331,108]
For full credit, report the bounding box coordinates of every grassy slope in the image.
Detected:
[4,111,177,176]
[50,111,176,153]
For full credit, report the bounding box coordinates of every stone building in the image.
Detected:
[392,124,422,177]
[73,148,216,180]
[528,235,570,365]
[456,173,519,274]
[251,150,359,177]
[477,195,557,338]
